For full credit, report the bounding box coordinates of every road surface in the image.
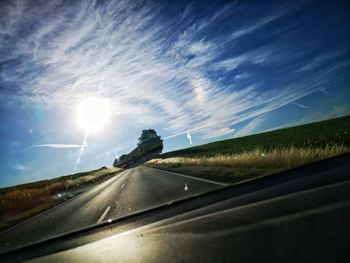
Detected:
[33,180,350,263]
[1,153,350,262]
[0,166,224,252]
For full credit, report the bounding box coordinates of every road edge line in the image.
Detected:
[145,167,230,186]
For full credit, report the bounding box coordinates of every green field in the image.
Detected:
[147,115,350,183]
[162,115,350,158]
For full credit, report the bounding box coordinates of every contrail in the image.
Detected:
[34,144,87,148]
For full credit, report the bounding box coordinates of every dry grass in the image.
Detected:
[146,146,349,183]
[0,167,121,231]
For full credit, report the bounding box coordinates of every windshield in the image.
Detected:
[1,0,350,253]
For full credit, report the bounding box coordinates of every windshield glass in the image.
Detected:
[1,0,350,253]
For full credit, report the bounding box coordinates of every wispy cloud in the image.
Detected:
[10,164,29,171]
[230,13,283,40]
[0,0,348,145]
[234,73,252,80]
[202,127,236,139]
[234,117,265,138]
[297,51,344,72]
[291,102,310,109]
[213,49,270,72]
[320,87,329,95]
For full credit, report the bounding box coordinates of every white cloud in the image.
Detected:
[214,48,271,72]
[187,40,212,55]
[234,72,252,80]
[230,14,282,40]
[291,102,310,109]
[320,87,329,95]
[298,51,344,72]
[10,164,29,171]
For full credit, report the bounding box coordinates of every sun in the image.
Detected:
[77,97,111,132]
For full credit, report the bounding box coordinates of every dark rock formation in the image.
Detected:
[113,129,163,168]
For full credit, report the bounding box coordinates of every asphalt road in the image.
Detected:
[27,155,350,263]
[33,181,350,263]
[2,154,350,262]
[0,166,224,252]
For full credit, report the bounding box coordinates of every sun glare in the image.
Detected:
[77,97,111,132]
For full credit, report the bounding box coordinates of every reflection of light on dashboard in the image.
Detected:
[64,229,161,261]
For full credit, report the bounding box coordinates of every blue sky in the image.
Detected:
[0,0,349,187]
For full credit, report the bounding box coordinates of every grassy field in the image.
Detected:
[146,115,350,183]
[147,146,349,183]
[161,115,350,158]
[0,167,121,231]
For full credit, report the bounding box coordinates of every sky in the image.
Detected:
[0,0,349,187]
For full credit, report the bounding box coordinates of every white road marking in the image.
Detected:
[147,167,230,186]
[97,206,111,223]
[121,183,125,189]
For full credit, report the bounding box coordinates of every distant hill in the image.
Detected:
[162,115,350,158]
